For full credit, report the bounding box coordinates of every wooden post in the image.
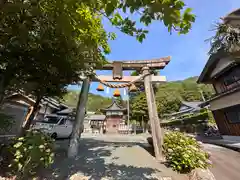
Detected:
[68,77,90,158]
[142,67,162,161]
[150,82,163,160]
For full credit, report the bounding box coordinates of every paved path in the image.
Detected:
[41,134,187,180]
[203,143,240,180]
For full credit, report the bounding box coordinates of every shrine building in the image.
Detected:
[101,100,127,134]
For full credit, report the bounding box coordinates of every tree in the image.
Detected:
[0,1,112,131]
[0,0,196,135]
[115,95,123,106]
[82,0,195,42]
[0,0,110,101]
[156,93,181,117]
[130,92,149,130]
[0,0,196,103]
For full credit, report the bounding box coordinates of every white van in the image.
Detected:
[32,115,79,139]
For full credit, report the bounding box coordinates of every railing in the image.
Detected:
[118,124,132,134]
[118,124,144,134]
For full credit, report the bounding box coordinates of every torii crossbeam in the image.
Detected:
[68,56,171,161]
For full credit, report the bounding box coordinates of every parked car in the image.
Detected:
[32,114,83,139]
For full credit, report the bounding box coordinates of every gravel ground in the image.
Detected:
[40,134,187,180]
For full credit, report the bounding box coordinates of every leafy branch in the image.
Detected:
[89,0,196,43]
[208,22,240,55]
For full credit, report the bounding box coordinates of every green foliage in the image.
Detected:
[63,90,112,111]
[156,76,214,116]
[162,112,208,127]
[102,0,196,41]
[0,112,14,133]
[207,111,216,126]
[163,131,211,173]
[114,95,123,107]
[0,0,110,102]
[9,130,54,179]
[0,0,196,106]
[208,23,240,55]
[130,92,149,122]
[157,95,181,117]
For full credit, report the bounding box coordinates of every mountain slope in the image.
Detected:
[62,91,112,112]
[63,76,214,113]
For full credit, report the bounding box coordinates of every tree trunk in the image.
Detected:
[20,95,42,135]
[141,116,144,133]
[68,77,90,158]
[0,75,6,107]
[134,122,137,134]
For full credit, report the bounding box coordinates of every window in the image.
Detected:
[223,67,240,85]
[223,75,235,86]
[59,118,66,125]
[217,66,240,93]
[224,105,240,123]
[42,116,60,124]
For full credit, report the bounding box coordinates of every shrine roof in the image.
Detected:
[101,100,127,112]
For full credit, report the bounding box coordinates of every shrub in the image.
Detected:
[162,112,209,127]
[8,129,55,179]
[207,111,216,126]
[163,131,211,173]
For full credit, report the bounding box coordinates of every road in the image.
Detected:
[203,143,240,180]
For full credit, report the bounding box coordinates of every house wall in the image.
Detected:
[212,109,240,136]
[0,102,29,136]
[209,90,240,110]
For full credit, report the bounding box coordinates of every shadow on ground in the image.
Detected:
[39,138,161,180]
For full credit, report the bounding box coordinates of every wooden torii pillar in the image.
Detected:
[68,57,171,161]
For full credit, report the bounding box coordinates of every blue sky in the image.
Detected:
[68,0,240,98]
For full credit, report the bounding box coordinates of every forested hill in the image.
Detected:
[63,76,214,112]
[62,91,112,112]
[156,76,214,102]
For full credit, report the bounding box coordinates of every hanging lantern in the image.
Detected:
[96,83,104,91]
[113,89,120,97]
[129,84,137,92]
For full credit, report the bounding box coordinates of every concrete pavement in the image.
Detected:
[203,143,240,180]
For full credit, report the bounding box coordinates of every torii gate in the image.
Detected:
[68,56,171,161]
